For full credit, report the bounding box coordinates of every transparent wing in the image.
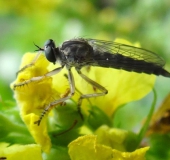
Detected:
[87,39,165,67]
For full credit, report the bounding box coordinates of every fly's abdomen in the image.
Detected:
[93,52,170,77]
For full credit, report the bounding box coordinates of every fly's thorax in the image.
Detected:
[60,39,94,67]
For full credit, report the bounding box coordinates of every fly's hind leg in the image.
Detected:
[76,69,108,119]
[16,52,42,76]
[34,68,76,125]
[63,73,92,119]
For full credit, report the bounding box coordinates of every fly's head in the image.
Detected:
[35,39,59,65]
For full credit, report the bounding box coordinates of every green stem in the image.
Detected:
[136,88,157,147]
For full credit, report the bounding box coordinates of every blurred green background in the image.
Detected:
[0,0,170,127]
[0,0,170,103]
[1,0,170,131]
[0,0,170,159]
[0,0,170,102]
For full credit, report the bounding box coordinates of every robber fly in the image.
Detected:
[14,38,170,125]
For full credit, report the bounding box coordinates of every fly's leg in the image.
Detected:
[16,52,42,76]
[34,68,75,126]
[13,66,63,90]
[63,73,92,105]
[76,69,108,119]
[63,73,92,119]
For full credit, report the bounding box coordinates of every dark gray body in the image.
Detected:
[56,38,170,77]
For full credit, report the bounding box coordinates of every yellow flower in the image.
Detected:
[68,134,149,160]
[10,53,59,153]
[0,143,42,160]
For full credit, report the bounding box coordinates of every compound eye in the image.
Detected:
[44,45,52,55]
[44,39,56,63]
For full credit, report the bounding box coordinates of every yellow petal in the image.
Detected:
[68,135,113,160]
[68,135,149,160]
[23,113,51,153]
[95,125,128,151]
[112,147,149,160]
[89,68,156,116]
[0,143,42,160]
[10,53,59,152]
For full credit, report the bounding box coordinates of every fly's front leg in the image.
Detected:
[34,68,76,126]
[76,69,108,116]
[13,66,63,90]
[16,52,42,76]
